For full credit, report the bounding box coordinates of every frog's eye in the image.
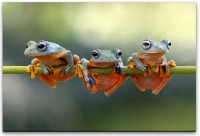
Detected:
[142,40,151,50]
[92,50,99,59]
[167,40,172,49]
[37,41,47,51]
[116,49,122,58]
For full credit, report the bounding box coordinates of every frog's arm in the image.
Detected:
[80,58,89,82]
[63,50,74,73]
[132,53,147,71]
[40,61,52,75]
[159,55,173,77]
[161,56,169,73]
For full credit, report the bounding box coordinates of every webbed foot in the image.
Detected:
[168,60,176,67]
[115,66,123,74]
[87,76,98,93]
[27,64,39,78]
[74,63,84,78]
[160,64,170,77]
[27,59,40,78]
[127,57,136,69]
[88,76,96,86]
[143,66,153,76]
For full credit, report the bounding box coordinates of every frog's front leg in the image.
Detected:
[62,50,74,74]
[160,56,170,77]
[132,53,147,72]
[81,58,89,82]
[40,61,52,75]
[81,58,97,93]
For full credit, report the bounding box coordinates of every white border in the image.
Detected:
[0,1,198,136]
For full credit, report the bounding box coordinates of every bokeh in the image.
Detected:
[3,2,196,131]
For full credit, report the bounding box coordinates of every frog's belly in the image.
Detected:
[50,74,76,81]
[48,66,75,81]
[131,74,171,94]
[92,71,128,95]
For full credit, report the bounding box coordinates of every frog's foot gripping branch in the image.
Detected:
[115,66,123,74]
[128,57,177,77]
[27,58,41,78]
[127,57,152,76]
[159,60,176,77]
[143,62,156,76]
[127,57,136,69]
[74,63,84,78]
[168,60,176,67]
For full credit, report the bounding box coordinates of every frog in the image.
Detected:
[80,49,129,96]
[24,40,83,88]
[128,39,176,95]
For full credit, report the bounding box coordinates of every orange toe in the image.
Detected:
[128,62,136,69]
[168,60,176,67]
[74,64,84,78]
[27,65,38,78]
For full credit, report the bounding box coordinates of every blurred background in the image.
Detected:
[3,2,196,131]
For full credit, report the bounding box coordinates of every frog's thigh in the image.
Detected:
[37,74,56,88]
[104,75,128,96]
[131,74,146,92]
[152,76,172,95]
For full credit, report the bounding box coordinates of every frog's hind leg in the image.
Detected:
[104,75,129,96]
[130,74,146,92]
[37,74,56,88]
[152,76,172,95]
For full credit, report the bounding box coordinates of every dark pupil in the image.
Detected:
[92,52,98,56]
[168,42,171,45]
[118,52,122,56]
[38,44,45,49]
[143,42,150,46]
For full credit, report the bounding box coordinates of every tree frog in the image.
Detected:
[128,39,176,95]
[24,40,83,88]
[81,49,129,96]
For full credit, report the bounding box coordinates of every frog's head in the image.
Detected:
[90,49,122,63]
[24,40,63,56]
[139,39,171,55]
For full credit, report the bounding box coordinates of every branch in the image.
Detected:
[3,66,196,74]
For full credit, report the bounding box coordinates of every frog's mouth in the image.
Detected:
[90,62,117,68]
[141,52,167,56]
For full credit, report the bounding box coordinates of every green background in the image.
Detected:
[3,2,196,131]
